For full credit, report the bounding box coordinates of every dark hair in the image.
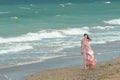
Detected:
[84,33,91,41]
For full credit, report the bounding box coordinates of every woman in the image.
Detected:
[81,33,96,69]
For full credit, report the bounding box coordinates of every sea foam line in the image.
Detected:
[92,26,114,30]
[11,16,18,19]
[0,28,89,43]
[0,44,33,54]
[59,2,72,7]
[0,55,66,69]
[16,55,66,66]
[0,31,65,43]
[104,18,120,25]
[105,1,111,4]
[60,28,89,35]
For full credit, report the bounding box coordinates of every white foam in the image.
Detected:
[92,26,114,30]
[91,41,107,44]
[59,4,65,7]
[60,2,72,7]
[40,55,65,60]
[16,55,66,66]
[104,37,120,42]
[0,30,65,43]
[54,45,75,52]
[0,12,9,14]
[81,26,89,30]
[0,28,88,43]
[0,44,33,54]
[60,28,89,35]
[105,1,111,4]
[38,31,65,38]
[91,33,120,44]
[53,41,81,53]
[11,16,18,19]
[97,53,103,55]
[104,18,120,25]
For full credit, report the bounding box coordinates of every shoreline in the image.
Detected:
[26,57,120,80]
[0,41,120,80]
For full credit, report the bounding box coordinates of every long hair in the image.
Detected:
[84,33,91,41]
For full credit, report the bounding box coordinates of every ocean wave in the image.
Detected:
[103,37,120,42]
[92,30,120,36]
[60,28,89,35]
[16,55,66,66]
[54,45,75,52]
[59,4,65,7]
[104,18,120,25]
[59,2,72,7]
[0,55,65,69]
[0,12,9,14]
[0,55,62,68]
[53,41,81,53]
[91,34,120,45]
[92,26,114,30]
[38,30,65,38]
[0,44,33,54]
[105,1,111,4]
[11,16,18,19]
[0,31,65,43]
[0,28,88,43]
[91,41,107,44]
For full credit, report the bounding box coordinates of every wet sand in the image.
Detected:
[26,57,120,80]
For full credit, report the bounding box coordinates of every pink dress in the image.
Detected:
[81,39,96,68]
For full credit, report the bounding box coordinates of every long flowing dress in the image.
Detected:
[81,39,96,68]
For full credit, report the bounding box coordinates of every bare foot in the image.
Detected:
[84,66,88,70]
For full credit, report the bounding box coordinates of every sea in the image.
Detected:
[0,0,120,80]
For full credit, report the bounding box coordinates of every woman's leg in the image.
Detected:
[83,54,87,69]
[84,58,89,69]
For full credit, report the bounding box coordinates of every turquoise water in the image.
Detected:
[0,0,120,36]
[0,0,120,68]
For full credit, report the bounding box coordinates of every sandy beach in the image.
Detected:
[26,57,120,80]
